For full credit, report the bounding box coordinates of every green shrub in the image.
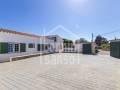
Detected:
[101,44,110,51]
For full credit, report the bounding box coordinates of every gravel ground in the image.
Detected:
[0,53,120,90]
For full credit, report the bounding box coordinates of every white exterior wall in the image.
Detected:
[0,32,40,43]
[53,36,63,53]
[41,37,55,53]
[75,44,83,53]
[0,31,64,62]
[91,43,96,54]
[46,35,64,53]
[0,31,40,53]
[0,31,55,62]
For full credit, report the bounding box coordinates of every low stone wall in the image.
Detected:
[0,51,54,63]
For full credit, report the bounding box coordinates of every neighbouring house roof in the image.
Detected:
[47,35,63,38]
[46,35,63,41]
[0,28,43,38]
[110,39,120,42]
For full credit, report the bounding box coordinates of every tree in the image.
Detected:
[75,38,88,44]
[95,35,108,46]
[63,39,74,48]
[101,37,108,44]
[95,35,102,46]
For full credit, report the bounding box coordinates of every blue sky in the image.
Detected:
[0,0,120,41]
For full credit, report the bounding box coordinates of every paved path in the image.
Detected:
[0,53,120,90]
[99,50,110,55]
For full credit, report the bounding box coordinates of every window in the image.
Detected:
[8,44,14,53]
[8,43,20,53]
[41,44,45,51]
[37,44,48,51]
[37,44,40,51]
[28,43,35,48]
[45,45,48,50]
[54,37,57,42]
[15,44,19,52]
